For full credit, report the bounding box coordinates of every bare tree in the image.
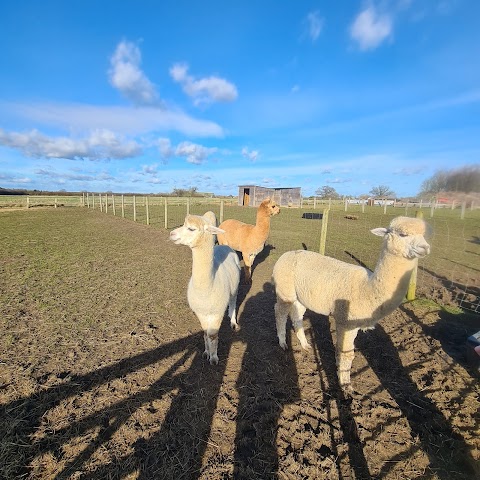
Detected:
[370,185,395,198]
[315,185,340,199]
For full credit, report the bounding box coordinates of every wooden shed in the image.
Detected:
[238,185,302,207]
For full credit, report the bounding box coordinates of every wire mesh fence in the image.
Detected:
[81,194,479,314]
[1,193,478,313]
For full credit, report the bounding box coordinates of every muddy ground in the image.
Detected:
[0,209,479,479]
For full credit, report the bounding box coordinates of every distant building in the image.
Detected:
[238,185,302,207]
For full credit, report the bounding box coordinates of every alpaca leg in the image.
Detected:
[242,253,254,283]
[206,328,219,365]
[228,294,239,331]
[290,301,310,350]
[336,326,359,388]
[274,298,290,350]
[203,331,209,359]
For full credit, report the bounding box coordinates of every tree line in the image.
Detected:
[315,165,479,200]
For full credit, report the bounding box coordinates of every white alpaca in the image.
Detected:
[272,216,431,389]
[170,211,241,365]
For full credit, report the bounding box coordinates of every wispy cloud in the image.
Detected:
[2,101,224,138]
[109,40,159,106]
[170,63,238,106]
[304,11,324,42]
[175,141,217,164]
[241,147,259,162]
[0,128,141,160]
[350,5,392,50]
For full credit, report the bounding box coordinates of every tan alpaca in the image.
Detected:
[217,198,280,283]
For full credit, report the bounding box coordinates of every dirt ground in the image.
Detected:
[0,209,479,479]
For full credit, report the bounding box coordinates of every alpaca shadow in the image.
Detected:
[406,304,480,378]
[421,266,480,312]
[234,282,300,479]
[356,319,477,479]
[310,298,477,480]
[309,309,372,480]
[0,329,234,480]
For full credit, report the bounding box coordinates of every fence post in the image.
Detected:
[220,200,224,224]
[99,194,103,212]
[55,197,58,209]
[461,202,466,219]
[344,198,348,212]
[146,196,150,225]
[164,197,168,229]
[121,195,125,218]
[319,208,329,255]
[105,194,108,214]
[187,197,190,216]
[406,210,423,301]
[133,195,137,222]
[112,195,116,216]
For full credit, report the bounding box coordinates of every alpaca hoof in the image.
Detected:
[279,340,288,350]
[209,355,219,365]
[231,322,240,332]
[301,341,312,351]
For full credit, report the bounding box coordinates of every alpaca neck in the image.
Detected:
[369,249,416,310]
[254,209,270,238]
[191,241,214,290]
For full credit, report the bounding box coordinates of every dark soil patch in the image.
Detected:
[0,209,479,479]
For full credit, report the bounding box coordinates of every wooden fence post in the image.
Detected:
[105,194,108,214]
[461,202,466,219]
[187,197,190,216]
[406,210,424,301]
[319,208,329,255]
[220,200,224,224]
[133,195,137,222]
[121,195,125,218]
[146,196,150,225]
[112,195,116,216]
[99,194,103,212]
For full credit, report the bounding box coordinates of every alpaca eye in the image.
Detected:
[399,233,408,237]
[188,227,195,232]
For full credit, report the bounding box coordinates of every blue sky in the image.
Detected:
[1,0,479,198]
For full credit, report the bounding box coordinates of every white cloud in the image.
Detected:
[0,128,141,160]
[157,137,174,160]
[241,147,259,162]
[0,173,32,184]
[3,101,224,138]
[350,5,392,50]
[175,141,217,165]
[305,11,324,42]
[109,40,159,106]
[169,63,238,106]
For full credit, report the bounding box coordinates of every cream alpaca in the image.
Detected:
[170,211,241,365]
[217,198,280,283]
[272,216,431,389]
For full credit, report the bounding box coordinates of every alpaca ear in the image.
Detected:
[205,225,226,235]
[371,227,389,237]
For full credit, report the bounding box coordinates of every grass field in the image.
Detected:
[0,208,479,479]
